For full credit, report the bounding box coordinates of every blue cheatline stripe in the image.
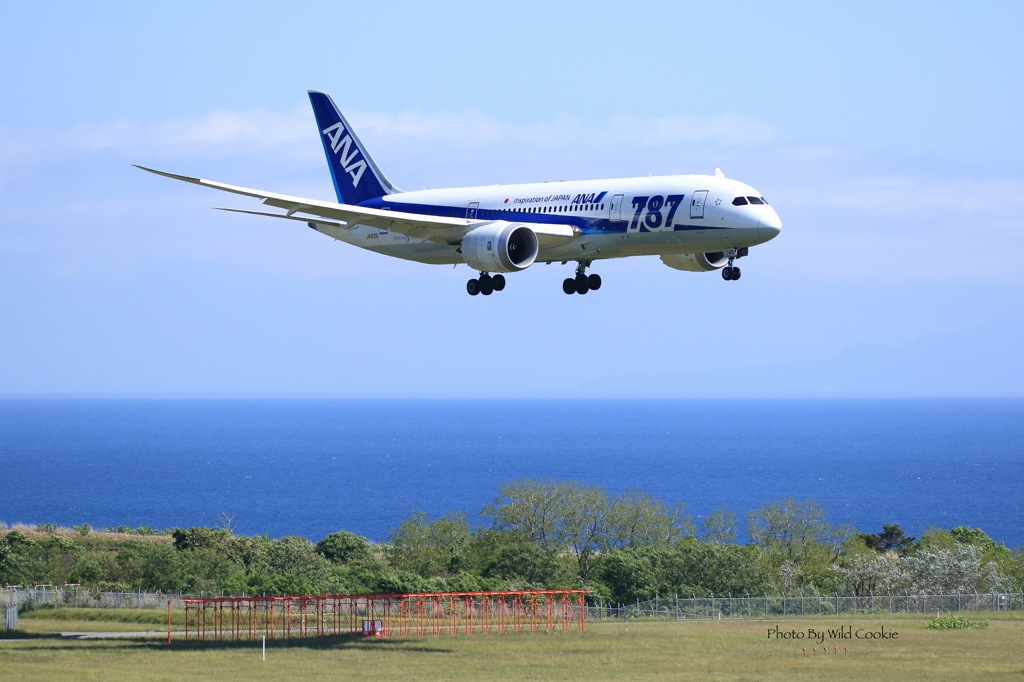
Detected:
[358,197,722,235]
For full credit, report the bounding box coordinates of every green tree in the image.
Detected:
[388,511,472,578]
[108,541,184,591]
[746,498,829,563]
[701,508,738,544]
[918,526,1018,588]
[559,482,607,582]
[482,479,567,551]
[316,531,373,565]
[598,545,668,604]
[1,531,36,584]
[472,529,566,586]
[483,478,610,582]
[239,536,333,595]
[37,535,83,584]
[949,526,999,551]
[604,489,691,550]
[902,544,1009,594]
[171,527,231,551]
[862,523,917,554]
[665,539,775,597]
[833,552,901,596]
[0,542,20,585]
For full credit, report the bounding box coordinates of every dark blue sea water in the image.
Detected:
[1,399,1022,547]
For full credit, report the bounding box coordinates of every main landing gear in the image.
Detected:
[466,272,506,296]
[562,261,601,295]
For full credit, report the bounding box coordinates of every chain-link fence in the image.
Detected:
[587,591,1024,620]
[3,586,220,611]
[5,587,1023,621]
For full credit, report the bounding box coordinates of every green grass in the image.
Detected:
[2,614,1023,680]
[12,608,182,633]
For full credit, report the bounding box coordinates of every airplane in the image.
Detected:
[136,91,781,296]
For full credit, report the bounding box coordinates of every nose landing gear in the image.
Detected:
[721,247,747,281]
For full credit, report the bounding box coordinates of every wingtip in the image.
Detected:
[133,165,201,184]
[133,164,166,176]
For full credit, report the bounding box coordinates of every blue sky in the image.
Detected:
[1,1,1021,396]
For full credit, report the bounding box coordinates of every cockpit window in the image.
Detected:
[747,196,764,205]
[732,196,748,206]
[760,197,769,205]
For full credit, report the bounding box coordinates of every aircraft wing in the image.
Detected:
[135,165,577,247]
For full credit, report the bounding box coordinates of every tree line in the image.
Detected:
[2,479,1022,603]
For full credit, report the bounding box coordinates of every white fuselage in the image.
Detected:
[334,174,781,265]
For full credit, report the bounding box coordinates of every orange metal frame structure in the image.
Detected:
[174,590,588,643]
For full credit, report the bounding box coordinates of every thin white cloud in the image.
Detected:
[787,175,1024,221]
[354,110,777,148]
[0,105,779,169]
[0,107,313,166]
[609,113,777,146]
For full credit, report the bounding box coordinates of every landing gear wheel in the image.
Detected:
[491,274,506,291]
[722,267,734,281]
[480,278,494,295]
[467,279,480,295]
[732,267,741,280]
[566,260,598,295]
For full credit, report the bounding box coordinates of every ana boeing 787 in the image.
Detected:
[137,91,781,296]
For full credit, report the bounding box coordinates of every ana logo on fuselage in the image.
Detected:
[321,122,367,188]
[572,191,606,205]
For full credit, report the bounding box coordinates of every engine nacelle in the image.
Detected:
[461,223,539,272]
[660,252,730,272]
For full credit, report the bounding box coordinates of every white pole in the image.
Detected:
[262,636,266,662]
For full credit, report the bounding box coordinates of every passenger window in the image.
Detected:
[732,197,748,206]
[747,197,764,205]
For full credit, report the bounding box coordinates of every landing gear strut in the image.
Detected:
[721,247,746,281]
[467,272,506,296]
[563,261,601,295]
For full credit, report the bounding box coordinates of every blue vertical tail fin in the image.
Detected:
[308,91,399,204]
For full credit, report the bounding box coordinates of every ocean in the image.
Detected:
[1,398,1022,547]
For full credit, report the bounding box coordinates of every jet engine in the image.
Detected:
[660,252,730,272]
[461,223,539,272]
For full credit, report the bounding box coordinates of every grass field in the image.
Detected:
[3,611,1022,680]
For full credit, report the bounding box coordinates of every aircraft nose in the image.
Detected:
[758,206,782,238]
